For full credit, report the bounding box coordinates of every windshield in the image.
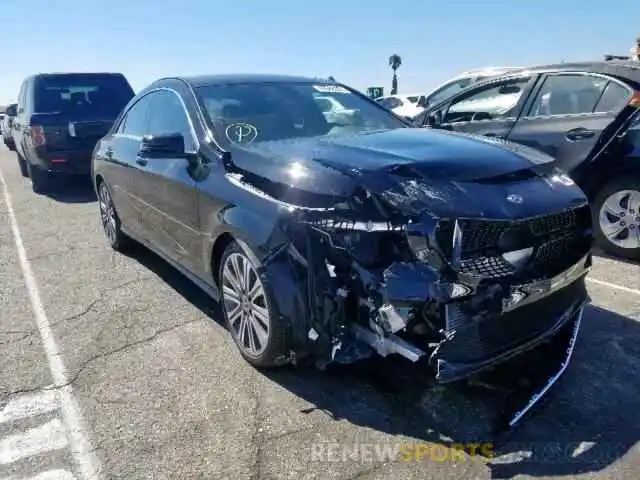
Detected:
[426,78,475,107]
[197,82,407,146]
[34,74,135,116]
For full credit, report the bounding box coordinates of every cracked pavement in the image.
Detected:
[1,144,640,479]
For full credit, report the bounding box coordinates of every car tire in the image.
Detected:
[592,176,640,261]
[218,239,289,368]
[16,152,28,177]
[97,180,131,251]
[27,163,49,193]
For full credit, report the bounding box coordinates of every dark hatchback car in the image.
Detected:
[93,74,592,428]
[1,103,17,150]
[12,72,135,193]
[416,61,640,260]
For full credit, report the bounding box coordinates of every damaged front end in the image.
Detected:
[225,156,593,430]
[291,194,592,372]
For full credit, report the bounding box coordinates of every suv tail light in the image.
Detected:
[30,126,46,147]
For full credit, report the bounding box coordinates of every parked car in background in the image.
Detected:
[376,67,522,120]
[375,93,427,118]
[417,60,640,260]
[1,103,17,150]
[93,74,592,429]
[12,72,135,193]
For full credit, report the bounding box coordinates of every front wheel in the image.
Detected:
[593,176,640,261]
[218,240,289,368]
[98,181,131,251]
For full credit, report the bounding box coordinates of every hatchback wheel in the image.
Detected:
[98,181,130,251]
[219,240,289,368]
[593,177,640,260]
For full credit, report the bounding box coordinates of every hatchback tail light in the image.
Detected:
[30,126,46,147]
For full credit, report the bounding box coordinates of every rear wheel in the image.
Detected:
[98,180,131,251]
[16,152,28,177]
[593,176,640,260]
[218,240,289,368]
[27,163,50,193]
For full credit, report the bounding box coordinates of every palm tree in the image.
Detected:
[388,54,402,95]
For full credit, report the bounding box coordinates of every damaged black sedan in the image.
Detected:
[92,74,593,426]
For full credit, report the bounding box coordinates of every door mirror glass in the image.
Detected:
[5,104,17,116]
[139,132,186,158]
[427,110,443,127]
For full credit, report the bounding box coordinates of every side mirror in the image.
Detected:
[5,105,17,117]
[403,115,417,125]
[139,132,186,158]
[427,110,443,127]
[417,97,429,108]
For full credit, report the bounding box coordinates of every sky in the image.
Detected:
[1,0,639,105]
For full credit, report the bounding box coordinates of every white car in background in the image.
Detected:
[375,94,427,118]
[376,66,524,119]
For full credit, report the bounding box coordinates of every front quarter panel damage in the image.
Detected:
[216,155,593,430]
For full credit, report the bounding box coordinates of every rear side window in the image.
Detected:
[34,74,135,117]
[594,81,631,113]
[527,74,607,117]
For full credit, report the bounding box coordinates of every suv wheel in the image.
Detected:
[16,153,28,177]
[98,181,131,251]
[593,176,640,260]
[27,164,49,193]
[218,240,289,368]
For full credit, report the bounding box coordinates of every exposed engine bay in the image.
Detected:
[220,136,593,430]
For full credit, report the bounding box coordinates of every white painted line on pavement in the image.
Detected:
[587,277,640,297]
[17,469,77,480]
[0,166,102,479]
[0,390,60,425]
[0,419,68,465]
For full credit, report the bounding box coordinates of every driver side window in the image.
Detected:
[444,77,531,123]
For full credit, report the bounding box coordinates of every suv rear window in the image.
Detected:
[34,74,135,117]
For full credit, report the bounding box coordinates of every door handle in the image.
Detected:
[484,133,504,138]
[135,155,148,166]
[565,128,595,141]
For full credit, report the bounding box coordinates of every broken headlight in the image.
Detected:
[313,220,409,267]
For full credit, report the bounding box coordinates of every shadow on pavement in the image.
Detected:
[126,244,640,479]
[593,248,639,267]
[43,176,96,203]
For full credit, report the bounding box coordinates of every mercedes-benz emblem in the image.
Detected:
[506,194,523,204]
[225,123,258,144]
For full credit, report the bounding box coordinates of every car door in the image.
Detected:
[138,89,200,272]
[424,75,539,139]
[507,72,634,177]
[102,93,155,240]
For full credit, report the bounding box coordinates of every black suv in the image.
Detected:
[12,73,135,193]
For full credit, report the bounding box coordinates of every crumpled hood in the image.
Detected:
[228,128,587,218]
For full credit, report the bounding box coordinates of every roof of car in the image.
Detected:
[180,73,331,87]
[502,60,640,85]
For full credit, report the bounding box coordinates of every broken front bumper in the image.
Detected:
[352,252,591,384]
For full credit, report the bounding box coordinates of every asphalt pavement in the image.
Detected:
[1,143,639,480]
